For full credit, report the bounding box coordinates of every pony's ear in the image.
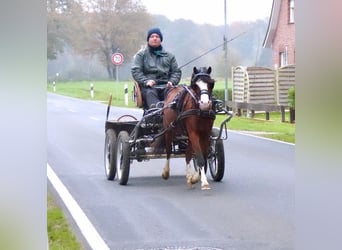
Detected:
[207,66,212,74]
[193,67,199,74]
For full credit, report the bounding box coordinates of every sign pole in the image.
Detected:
[116,66,119,82]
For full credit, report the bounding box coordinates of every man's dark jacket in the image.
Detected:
[131,46,182,88]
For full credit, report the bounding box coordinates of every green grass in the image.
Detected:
[216,113,295,143]
[47,80,232,107]
[48,80,134,107]
[47,192,83,250]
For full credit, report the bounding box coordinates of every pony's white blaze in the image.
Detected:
[196,80,209,103]
[196,79,211,111]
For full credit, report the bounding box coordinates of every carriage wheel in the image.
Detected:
[208,128,225,181]
[115,131,131,185]
[104,129,117,180]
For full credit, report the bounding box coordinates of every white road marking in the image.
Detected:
[228,129,295,145]
[89,116,100,121]
[47,163,110,250]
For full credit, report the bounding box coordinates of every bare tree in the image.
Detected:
[47,0,85,60]
[75,0,151,79]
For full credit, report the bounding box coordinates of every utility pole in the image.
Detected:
[224,0,229,108]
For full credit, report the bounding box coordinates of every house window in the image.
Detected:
[289,0,295,23]
[280,50,287,67]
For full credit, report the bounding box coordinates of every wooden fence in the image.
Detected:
[230,65,295,122]
[277,65,296,106]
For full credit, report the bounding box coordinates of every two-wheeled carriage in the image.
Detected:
[104,96,232,186]
[104,67,233,188]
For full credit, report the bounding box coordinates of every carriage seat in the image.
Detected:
[133,81,165,110]
[133,81,144,108]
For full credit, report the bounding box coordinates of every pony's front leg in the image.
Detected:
[185,146,200,187]
[195,153,210,190]
[199,166,210,190]
[186,162,200,188]
[162,159,170,180]
[162,132,172,180]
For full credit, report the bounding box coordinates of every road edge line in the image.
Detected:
[228,129,295,145]
[47,163,109,250]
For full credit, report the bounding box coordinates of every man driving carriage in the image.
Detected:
[131,28,182,110]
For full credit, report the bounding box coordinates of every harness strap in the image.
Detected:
[184,85,198,104]
[179,109,216,120]
[200,89,209,95]
[152,85,215,141]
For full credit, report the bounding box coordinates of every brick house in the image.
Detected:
[263,0,295,68]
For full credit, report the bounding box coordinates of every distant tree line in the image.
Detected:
[47,0,272,81]
[47,0,151,80]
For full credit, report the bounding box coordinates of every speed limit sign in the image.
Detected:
[111,52,124,65]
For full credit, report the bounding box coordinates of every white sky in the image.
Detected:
[140,0,273,25]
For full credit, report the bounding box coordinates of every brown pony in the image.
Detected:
[161,66,216,190]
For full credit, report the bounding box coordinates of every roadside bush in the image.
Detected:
[288,86,295,108]
[213,88,232,101]
[288,86,295,123]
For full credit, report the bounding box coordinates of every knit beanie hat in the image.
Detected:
[146,27,163,42]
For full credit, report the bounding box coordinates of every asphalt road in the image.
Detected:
[47,93,295,250]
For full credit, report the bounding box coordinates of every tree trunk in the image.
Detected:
[112,67,116,80]
[106,64,113,79]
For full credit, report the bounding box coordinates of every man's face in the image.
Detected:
[148,33,162,48]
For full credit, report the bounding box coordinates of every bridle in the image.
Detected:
[189,73,214,110]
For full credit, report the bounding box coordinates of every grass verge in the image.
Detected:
[47,191,83,250]
[216,112,295,143]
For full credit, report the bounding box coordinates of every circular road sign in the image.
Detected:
[111,52,124,65]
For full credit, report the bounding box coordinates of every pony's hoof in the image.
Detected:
[162,172,169,180]
[187,178,195,188]
[201,184,211,190]
[190,173,200,184]
[190,177,199,185]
